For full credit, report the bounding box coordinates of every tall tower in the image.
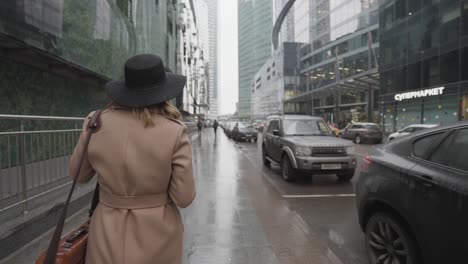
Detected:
[238,0,273,118]
[204,0,219,118]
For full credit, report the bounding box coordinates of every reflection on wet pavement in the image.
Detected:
[182,131,345,264]
[183,131,278,263]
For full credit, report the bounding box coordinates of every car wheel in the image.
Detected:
[337,169,354,181]
[355,135,362,144]
[281,155,295,182]
[365,212,420,264]
[262,145,271,167]
[389,137,394,141]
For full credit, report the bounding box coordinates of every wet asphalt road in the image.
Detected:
[226,131,375,264]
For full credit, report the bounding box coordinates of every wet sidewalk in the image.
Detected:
[182,131,341,264]
[1,130,343,264]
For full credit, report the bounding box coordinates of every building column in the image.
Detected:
[310,93,315,116]
[335,91,340,124]
[367,85,374,122]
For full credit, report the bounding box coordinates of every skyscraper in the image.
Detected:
[204,0,219,118]
[238,0,273,118]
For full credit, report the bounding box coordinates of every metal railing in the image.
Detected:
[0,114,197,215]
[0,114,85,215]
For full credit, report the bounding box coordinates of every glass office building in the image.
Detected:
[238,0,273,118]
[379,0,468,132]
[284,0,380,125]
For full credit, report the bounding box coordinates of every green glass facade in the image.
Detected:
[379,0,468,132]
[238,0,273,118]
[0,0,180,115]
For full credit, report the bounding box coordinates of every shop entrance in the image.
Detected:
[339,105,367,124]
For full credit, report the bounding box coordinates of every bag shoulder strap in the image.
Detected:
[43,110,102,264]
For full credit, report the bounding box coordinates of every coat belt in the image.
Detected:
[99,190,169,209]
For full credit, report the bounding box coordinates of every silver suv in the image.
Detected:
[262,115,357,182]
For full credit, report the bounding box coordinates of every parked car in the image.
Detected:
[340,122,383,144]
[232,122,258,142]
[388,124,438,141]
[356,121,468,264]
[262,115,356,182]
[224,122,236,138]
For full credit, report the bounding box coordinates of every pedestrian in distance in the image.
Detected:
[71,54,195,264]
[213,120,219,136]
[197,119,203,134]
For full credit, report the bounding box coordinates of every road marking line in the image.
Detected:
[282,194,356,198]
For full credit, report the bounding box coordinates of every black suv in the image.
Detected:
[262,115,357,182]
[356,121,468,264]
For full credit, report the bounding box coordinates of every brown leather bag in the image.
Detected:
[36,110,102,264]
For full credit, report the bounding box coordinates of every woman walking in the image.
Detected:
[213,120,219,135]
[70,54,196,264]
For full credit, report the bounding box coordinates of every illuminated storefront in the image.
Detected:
[379,0,468,132]
[380,85,467,133]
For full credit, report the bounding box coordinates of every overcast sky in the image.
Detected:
[217,0,238,115]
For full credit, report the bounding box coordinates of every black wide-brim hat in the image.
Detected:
[105,54,186,108]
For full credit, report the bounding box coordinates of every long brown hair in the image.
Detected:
[109,101,182,128]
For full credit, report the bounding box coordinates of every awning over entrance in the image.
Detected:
[285,68,379,104]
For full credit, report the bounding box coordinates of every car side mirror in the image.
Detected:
[273,129,281,136]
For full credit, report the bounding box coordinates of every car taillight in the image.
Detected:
[362,152,373,171]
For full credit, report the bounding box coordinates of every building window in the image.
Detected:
[381,5,394,31]
[421,5,440,51]
[395,0,407,20]
[408,0,422,15]
[423,94,459,125]
[440,0,461,46]
[422,56,440,87]
[267,75,270,80]
[440,50,459,84]
[407,62,422,90]
[272,71,276,76]
[267,67,270,72]
[463,0,468,36]
[462,47,468,81]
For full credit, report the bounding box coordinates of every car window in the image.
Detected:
[413,133,443,158]
[352,125,362,129]
[238,122,252,129]
[429,129,468,172]
[318,122,332,134]
[283,120,330,136]
[267,120,279,133]
[402,127,415,133]
[365,124,379,130]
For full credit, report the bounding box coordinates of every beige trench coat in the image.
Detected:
[70,109,196,264]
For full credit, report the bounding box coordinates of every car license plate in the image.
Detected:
[321,164,341,170]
